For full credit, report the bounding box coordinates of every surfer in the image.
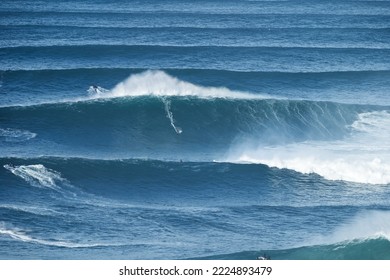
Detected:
[257,253,271,260]
[91,85,99,93]
[88,84,108,95]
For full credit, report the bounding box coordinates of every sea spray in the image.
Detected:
[108,70,263,99]
[228,110,390,184]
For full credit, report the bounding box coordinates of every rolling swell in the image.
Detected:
[2,45,390,72]
[1,0,389,15]
[2,12,390,29]
[2,26,389,49]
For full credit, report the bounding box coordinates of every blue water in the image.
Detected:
[1,0,390,260]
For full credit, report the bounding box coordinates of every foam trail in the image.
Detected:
[95,70,266,100]
[0,204,60,216]
[0,128,36,142]
[3,164,66,191]
[0,223,113,248]
[161,98,183,134]
[227,111,390,184]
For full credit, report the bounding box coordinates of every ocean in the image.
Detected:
[1,0,390,260]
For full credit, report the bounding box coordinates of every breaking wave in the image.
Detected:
[91,70,267,100]
[228,110,390,184]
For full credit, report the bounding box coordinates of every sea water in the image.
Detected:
[1,0,390,259]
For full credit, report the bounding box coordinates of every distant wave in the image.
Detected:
[2,1,389,16]
[2,26,389,49]
[2,11,389,30]
[2,45,389,72]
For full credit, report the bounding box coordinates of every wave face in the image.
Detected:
[200,237,390,260]
[1,0,390,260]
[1,77,380,160]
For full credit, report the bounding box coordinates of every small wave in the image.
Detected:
[3,164,67,191]
[0,128,37,142]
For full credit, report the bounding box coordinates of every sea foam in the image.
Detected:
[0,128,36,142]
[0,223,112,248]
[3,164,67,191]
[228,111,390,184]
[94,70,267,100]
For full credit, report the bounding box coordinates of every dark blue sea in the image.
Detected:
[1,0,390,260]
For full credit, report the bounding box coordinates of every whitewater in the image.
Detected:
[1,0,390,260]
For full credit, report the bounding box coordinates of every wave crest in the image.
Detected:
[94,70,266,100]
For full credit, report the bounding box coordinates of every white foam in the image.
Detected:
[0,128,36,142]
[93,70,266,100]
[0,223,111,248]
[227,110,390,184]
[0,204,59,216]
[310,211,390,245]
[3,164,67,191]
